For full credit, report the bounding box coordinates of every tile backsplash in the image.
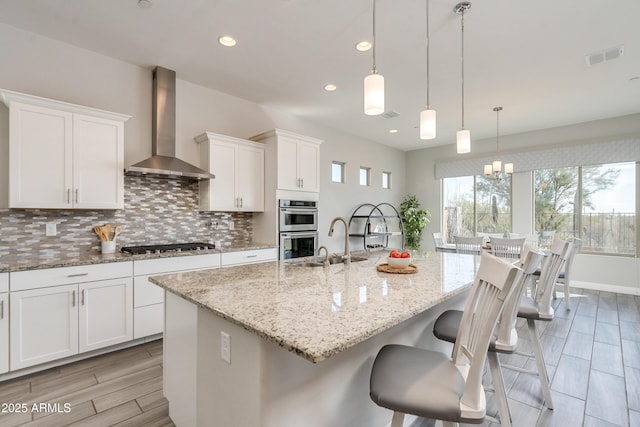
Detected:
[0,175,252,258]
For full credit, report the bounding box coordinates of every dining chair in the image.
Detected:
[433,232,444,247]
[553,237,581,309]
[432,247,545,426]
[490,237,526,260]
[502,238,572,409]
[454,235,483,255]
[509,232,539,249]
[369,252,521,427]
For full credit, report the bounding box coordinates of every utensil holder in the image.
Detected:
[101,241,116,254]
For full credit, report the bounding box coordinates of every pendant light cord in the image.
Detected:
[425,0,430,108]
[460,9,465,128]
[372,0,377,74]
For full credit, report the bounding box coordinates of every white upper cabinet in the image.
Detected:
[1,89,130,209]
[196,132,264,212]
[251,129,322,193]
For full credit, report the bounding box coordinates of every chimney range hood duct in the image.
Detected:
[125,66,214,180]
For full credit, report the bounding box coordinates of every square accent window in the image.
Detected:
[332,161,345,183]
[360,167,371,186]
[382,171,391,189]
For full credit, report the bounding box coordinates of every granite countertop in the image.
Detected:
[0,242,276,273]
[150,252,480,363]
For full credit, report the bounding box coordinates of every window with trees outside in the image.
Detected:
[535,162,636,255]
[442,175,511,243]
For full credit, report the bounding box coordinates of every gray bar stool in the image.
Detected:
[369,252,521,427]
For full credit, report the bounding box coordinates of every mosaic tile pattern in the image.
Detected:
[0,175,253,259]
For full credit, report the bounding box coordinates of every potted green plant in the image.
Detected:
[400,194,431,251]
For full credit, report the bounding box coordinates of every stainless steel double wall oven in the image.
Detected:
[278,200,318,259]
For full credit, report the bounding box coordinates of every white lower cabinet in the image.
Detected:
[9,262,133,371]
[79,278,133,353]
[221,248,277,267]
[0,292,8,374]
[10,284,79,370]
[133,253,220,339]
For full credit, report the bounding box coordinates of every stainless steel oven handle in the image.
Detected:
[280,231,318,238]
[280,208,317,213]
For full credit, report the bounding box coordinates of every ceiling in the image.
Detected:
[1,0,639,151]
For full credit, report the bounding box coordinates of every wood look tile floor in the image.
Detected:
[411,289,640,427]
[0,340,175,427]
[0,289,638,427]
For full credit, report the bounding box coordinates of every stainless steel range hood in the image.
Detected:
[125,66,214,180]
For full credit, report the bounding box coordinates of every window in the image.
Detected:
[382,171,391,189]
[359,167,370,186]
[331,161,345,183]
[534,162,635,255]
[442,175,511,243]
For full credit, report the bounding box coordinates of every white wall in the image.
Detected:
[0,23,406,255]
[406,117,640,294]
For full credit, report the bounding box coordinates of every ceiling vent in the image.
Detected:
[382,110,400,119]
[585,45,624,67]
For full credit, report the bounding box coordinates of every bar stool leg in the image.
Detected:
[391,411,405,427]
[527,318,554,409]
[488,351,512,427]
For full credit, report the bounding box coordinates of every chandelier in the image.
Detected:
[484,106,514,179]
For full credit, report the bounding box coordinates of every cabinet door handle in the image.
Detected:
[81,289,85,306]
[75,189,79,204]
[67,273,89,278]
[240,197,243,208]
[0,300,4,319]
[246,254,258,258]
[72,290,76,307]
[301,178,304,188]
[67,189,71,204]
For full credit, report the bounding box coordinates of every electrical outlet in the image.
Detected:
[228,221,235,231]
[45,222,57,236]
[221,331,231,364]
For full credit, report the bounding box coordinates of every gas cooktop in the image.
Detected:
[120,242,215,255]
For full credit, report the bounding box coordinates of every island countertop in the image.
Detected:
[150,251,480,363]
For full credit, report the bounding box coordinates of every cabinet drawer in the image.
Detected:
[133,253,220,276]
[134,304,164,339]
[10,262,133,292]
[221,248,277,267]
[0,273,7,293]
[134,275,164,307]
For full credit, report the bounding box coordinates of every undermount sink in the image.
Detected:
[290,255,368,267]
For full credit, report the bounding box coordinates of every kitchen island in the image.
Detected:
[150,252,480,427]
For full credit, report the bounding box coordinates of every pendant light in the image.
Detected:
[364,0,384,115]
[419,0,436,139]
[484,106,514,179]
[455,2,471,153]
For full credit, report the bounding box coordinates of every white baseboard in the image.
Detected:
[571,280,640,296]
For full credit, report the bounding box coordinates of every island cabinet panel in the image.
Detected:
[2,89,130,209]
[196,132,265,212]
[0,292,8,374]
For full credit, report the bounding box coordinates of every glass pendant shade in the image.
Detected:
[492,160,502,172]
[504,162,514,174]
[456,129,471,154]
[419,108,436,139]
[484,164,493,175]
[364,73,384,115]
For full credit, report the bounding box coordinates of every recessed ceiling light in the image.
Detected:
[389,129,398,134]
[218,35,237,47]
[138,0,153,8]
[355,41,372,52]
[324,84,337,92]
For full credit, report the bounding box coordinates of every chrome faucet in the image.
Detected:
[328,217,351,264]
[317,245,330,268]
